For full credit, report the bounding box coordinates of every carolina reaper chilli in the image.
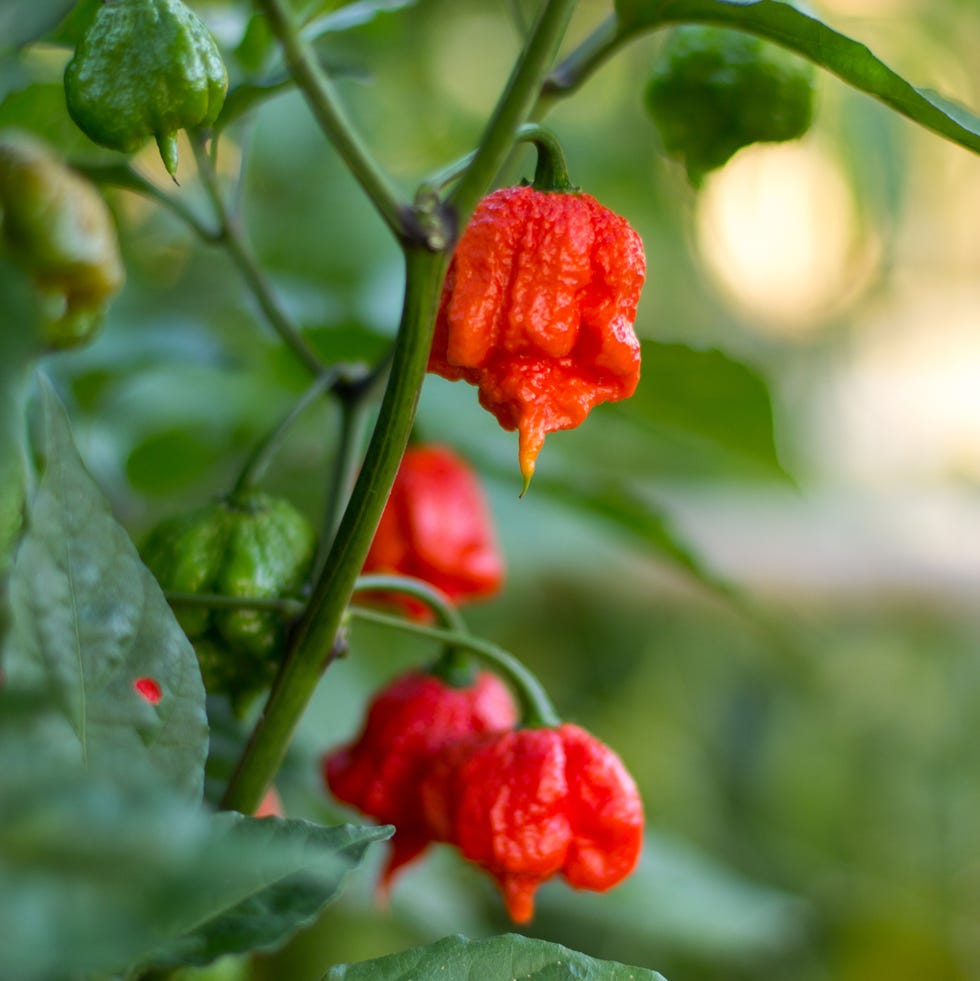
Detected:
[420,722,644,923]
[361,444,503,616]
[322,669,518,891]
[428,185,645,486]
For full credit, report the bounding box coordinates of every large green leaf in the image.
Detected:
[324,934,667,981]
[619,341,788,480]
[148,818,394,967]
[0,739,390,980]
[613,0,980,155]
[3,379,209,798]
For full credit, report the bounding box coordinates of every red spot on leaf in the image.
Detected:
[134,677,162,705]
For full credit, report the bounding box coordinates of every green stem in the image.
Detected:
[347,606,560,728]
[231,370,342,496]
[190,135,327,378]
[352,573,466,633]
[166,591,305,618]
[538,14,622,108]
[519,123,577,191]
[73,162,220,242]
[219,0,580,815]
[449,0,579,222]
[219,247,446,814]
[256,0,410,242]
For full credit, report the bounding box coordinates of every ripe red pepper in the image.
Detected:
[322,669,518,890]
[361,445,503,615]
[428,186,645,487]
[420,723,644,924]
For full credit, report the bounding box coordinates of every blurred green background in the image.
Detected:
[5,0,980,978]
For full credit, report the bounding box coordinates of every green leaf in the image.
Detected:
[324,933,667,981]
[613,0,980,155]
[3,378,209,799]
[619,341,787,479]
[147,817,394,967]
[301,0,417,41]
[0,741,390,979]
[532,473,735,600]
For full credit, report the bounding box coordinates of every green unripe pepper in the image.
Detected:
[0,131,124,350]
[142,491,316,705]
[644,26,816,186]
[64,0,228,177]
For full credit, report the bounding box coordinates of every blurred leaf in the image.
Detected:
[0,744,390,979]
[619,342,788,479]
[0,81,112,159]
[3,379,208,798]
[532,473,735,599]
[126,427,228,495]
[301,0,416,41]
[0,0,75,52]
[613,0,980,155]
[324,933,667,980]
[217,63,367,131]
[147,818,394,967]
[536,832,810,963]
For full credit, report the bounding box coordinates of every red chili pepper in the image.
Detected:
[362,445,504,616]
[322,669,518,890]
[420,722,644,924]
[428,186,645,487]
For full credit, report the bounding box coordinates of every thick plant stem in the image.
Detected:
[220,0,579,815]
[256,0,409,242]
[220,248,446,814]
[538,14,621,106]
[450,0,578,221]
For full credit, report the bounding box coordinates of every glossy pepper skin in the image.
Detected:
[0,131,124,349]
[323,669,518,890]
[141,491,315,704]
[428,186,644,485]
[420,723,644,924]
[65,0,228,177]
[362,445,503,615]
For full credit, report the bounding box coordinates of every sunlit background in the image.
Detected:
[6,0,980,977]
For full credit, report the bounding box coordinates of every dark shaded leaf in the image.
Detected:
[324,933,667,980]
[0,744,390,979]
[4,379,209,798]
[614,0,980,155]
[147,818,393,967]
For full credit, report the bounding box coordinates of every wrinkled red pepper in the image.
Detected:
[428,186,645,486]
[420,722,644,923]
[322,669,518,890]
[361,445,503,615]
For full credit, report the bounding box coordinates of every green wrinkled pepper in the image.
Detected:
[142,491,316,706]
[644,26,815,186]
[0,131,124,350]
[65,0,228,177]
